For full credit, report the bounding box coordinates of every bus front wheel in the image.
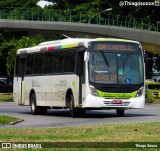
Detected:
[116,109,125,117]
[70,94,78,118]
[70,94,85,118]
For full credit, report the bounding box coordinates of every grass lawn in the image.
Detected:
[0,122,160,150]
[1,122,159,142]
[0,115,19,125]
[0,93,13,102]
[0,94,160,150]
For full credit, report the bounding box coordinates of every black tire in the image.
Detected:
[30,93,41,115]
[78,109,86,117]
[116,109,125,117]
[70,94,78,118]
[70,94,85,118]
[39,107,47,115]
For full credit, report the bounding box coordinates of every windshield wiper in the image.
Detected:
[100,50,110,68]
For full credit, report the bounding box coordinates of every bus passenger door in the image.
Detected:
[18,55,26,105]
[77,50,85,106]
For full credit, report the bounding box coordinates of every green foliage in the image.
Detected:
[0,0,160,21]
[0,0,38,9]
[0,93,13,102]
[0,30,89,76]
[0,33,5,43]
[47,0,160,21]
[0,34,46,76]
[0,0,159,77]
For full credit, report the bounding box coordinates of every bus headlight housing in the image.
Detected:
[147,89,152,94]
[137,87,144,97]
[89,85,98,96]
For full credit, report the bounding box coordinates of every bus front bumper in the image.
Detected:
[83,94,145,109]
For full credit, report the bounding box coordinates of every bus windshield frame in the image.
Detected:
[88,41,144,85]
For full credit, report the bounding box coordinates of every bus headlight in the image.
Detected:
[89,85,98,96]
[147,89,152,94]
[137,87,144,97]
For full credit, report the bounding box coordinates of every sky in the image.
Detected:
[37,0,53,8]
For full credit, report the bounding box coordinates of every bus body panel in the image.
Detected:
[13,77,18,103]
[51,75,66,106]
[17,74,80,107]
[65,74,80,107]
[23,77,33,105]
[33,76,52,106]
[13,77,25,105]
[51,74,79,107]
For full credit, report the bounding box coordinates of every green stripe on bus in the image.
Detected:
[97,90,137,98]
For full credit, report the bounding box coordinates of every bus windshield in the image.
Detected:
[89,52,143,85]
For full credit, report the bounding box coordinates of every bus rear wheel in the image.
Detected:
[116,109,125,117]
[30,93,41,115]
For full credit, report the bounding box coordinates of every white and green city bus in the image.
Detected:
[13,38,145,117]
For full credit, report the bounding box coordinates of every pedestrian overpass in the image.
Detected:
[0,19,160,53]
[0,10,160,54]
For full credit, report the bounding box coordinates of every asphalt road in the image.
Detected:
[0,102,160,128]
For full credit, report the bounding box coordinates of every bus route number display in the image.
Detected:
[93,43,136,51]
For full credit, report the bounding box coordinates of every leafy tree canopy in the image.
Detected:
[0,0,159,77]
[47,0,160,21]
[0,32,46,76]
[0,0,38,9]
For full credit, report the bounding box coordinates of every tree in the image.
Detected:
[155,55,160,72]
[47,0,160,21]
[145,51,154,79]
[0,33,46,76]
[6,35,46,76]
[0,39,16,76]
[0,0,160,77]
[0,0,38,8]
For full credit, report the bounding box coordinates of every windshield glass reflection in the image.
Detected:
[89,52,143,85]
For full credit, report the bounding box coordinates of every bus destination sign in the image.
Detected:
[92,42,138,51]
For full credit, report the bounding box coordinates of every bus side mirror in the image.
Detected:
[84,52,89,61]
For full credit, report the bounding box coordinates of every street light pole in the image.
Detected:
[88,8,112,24]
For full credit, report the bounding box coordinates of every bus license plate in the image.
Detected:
[112,100,123,104]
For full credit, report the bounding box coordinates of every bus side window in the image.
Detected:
[64,49,76,73]
[33,53,43,75]
[26,54,33,75]
[43,51,53,74]
[53,50,64,73]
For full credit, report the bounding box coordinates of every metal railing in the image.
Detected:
[0,8,159,32]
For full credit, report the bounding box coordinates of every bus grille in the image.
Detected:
[99,86,136,93]
[103,101,130,106]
